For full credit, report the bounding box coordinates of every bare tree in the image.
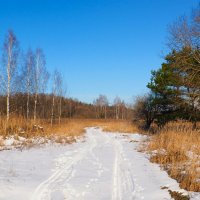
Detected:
[40,62,49,119]
[57,72,63,125]
[168,7,200,78]
[113,97,127,120]
[51,72,56,126]
[33,48,46,122]
[133,94,156,130]
[168,16,192,50]
[94,95,109,119]
[1,30,19,122]
[93,99,99,118]
[113,96,121,120]
[120,100,126,120]
[51,70,61,126]
[22,49,35,119]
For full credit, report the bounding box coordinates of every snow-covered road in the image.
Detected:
[0,128,199,200]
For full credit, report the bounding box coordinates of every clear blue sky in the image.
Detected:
[0,0,199,103]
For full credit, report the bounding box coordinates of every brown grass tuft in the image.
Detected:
[168,190,190,200]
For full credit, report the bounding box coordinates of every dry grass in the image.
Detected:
[101,120,139,133]
[146,121,200,192]
[43,119,139,137]
[0,117,138,149]
[0,116,37,138]
[0,117,138,138]
[168,190,190,200]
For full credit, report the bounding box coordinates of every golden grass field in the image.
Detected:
[0,116,139,138]
[146,121,200,192]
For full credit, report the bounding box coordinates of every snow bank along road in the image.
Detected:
[0,128,199,200]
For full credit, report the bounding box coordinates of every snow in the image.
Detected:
[2,135,27,146]
[0,127,199,200]
[3,136,16,146]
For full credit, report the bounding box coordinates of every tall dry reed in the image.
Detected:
[147,121,200,192]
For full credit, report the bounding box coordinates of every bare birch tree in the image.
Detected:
[94,95,109,119]
[1,30,19,122]
[56,72,63,125]
[22,49,35,119]
[40,62,49,119]
[113,96,121,120]
[51,70,60,126]
[33,48,46,122]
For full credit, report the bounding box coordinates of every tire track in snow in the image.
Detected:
[112,143,121,200]
[31,151,83,200]
[31,131,101,200]
[112,136,142,200]
[62,130,106,199]
[31,128,144,200]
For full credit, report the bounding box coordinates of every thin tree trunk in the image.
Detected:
[96,106,98,119]
[121,107,124,120]
[69,102,72,118]
[27,92,30,119]
[58,97,61,125]
[6,46,11,122]
[34,93,37,122]
[43,95,47,119]
[51,95,55,127]
[6,85,10,122]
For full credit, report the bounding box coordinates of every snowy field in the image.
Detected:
[0,127,199,200]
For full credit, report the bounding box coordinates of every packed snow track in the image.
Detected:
[0,128,198,200]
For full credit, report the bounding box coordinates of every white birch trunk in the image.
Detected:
[6,44,11,122]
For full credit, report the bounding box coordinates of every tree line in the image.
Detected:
[0,31,133,125]
[133,5,200,130]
